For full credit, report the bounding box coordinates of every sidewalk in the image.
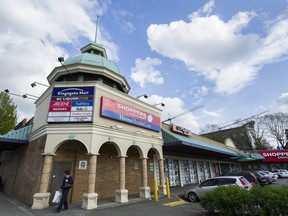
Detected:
[0,185,204,216]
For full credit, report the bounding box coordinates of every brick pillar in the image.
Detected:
[82,154,98,210]
[115,156,128,203]
[158,159,167,196]
[140,158,150,198]
[31,154,53,209]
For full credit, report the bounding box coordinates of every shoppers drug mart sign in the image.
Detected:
[100,96,161,131]
[259,150,288,162]
[47,86,94,123]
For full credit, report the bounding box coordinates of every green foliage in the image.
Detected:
[0,91,17,135]
[200,185,288,216]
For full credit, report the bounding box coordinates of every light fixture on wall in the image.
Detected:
[153,102,165,107]
[31,81,49,88]
[58,57,76,81]
[110,125,123,129]
[134,130,146,134]
[4,89,35,100]
[23,93,39,100]
[136,94,148,99]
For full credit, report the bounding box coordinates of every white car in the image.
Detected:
[272,169,288,178]
[183,176,252,202]
[258,171,278,183]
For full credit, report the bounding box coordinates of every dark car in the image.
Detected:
[223,171,258,186]
[253,171,268,186]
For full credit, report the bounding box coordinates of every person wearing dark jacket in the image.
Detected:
[55,170,73,213]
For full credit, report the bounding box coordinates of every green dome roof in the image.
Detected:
[63,53,120,74]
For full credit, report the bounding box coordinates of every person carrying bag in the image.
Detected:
[55,170,73,213]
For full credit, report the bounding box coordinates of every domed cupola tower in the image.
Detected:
[47,42,130,94]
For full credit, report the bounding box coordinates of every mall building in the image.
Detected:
[0,41,272,210]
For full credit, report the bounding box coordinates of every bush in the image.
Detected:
[200,185,288,216]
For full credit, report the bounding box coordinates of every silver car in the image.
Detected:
[184,176,252,202]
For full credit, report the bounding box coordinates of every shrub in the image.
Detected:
[200,185,288,216]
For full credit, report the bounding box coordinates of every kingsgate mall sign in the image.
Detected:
[100,96,161,131]
[259,150,288,162]
[47,86,94,123]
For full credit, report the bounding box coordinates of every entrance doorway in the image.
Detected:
[49,161,71,204]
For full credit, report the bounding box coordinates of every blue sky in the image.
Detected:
[1,0,288,134]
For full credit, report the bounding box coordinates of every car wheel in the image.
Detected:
[188,192,199,202]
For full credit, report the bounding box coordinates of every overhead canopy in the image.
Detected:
[162,129,240,159]
[0,137,28,152]
[0,125,32,153]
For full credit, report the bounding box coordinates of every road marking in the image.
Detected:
[163,196,189,207]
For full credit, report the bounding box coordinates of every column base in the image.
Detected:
[158,185,167,196]
[115,189,129,203]
[81,193,98,210]
[31,192,51,209]
[139,187,151,199]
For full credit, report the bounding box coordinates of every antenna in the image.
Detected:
[162,104,204,123]
[217,110,269,130]
[95,15,99,43]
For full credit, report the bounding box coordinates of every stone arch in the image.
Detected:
[147,146,162,160]
[51,139,89,154]
[96,141,122,156]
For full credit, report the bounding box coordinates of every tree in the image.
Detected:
[260,112,288,149]
[199,123,219,134]
[0,91,17,135]
[248,118,273,150]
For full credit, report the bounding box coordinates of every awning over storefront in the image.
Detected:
[0,137,28,152]
[162,129,240,159]
[0,125,32,152]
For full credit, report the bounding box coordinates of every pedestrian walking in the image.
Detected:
[55,170,73,213]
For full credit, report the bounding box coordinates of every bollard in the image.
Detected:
[166,178,171,198]
[154,179,158,201]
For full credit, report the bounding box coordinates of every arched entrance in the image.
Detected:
[96,142,120,199]
[126,146,142,197]
[51,140,88,203]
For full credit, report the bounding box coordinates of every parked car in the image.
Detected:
[258,171,278,183]
[183,176,252,202]
[253,171,268,186]
[223,171,258,186]
[272,169,288,178]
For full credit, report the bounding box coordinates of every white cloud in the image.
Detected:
[145,95,199,130]
[0,0,117,121]
[130,57,164,88]
[274,92,288,112]
[111,7,135,34]
[147,3,288,95]
[189,0,215,19]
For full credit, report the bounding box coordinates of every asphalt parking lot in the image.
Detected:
[1,178,288,216]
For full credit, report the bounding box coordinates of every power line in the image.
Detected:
[162,104,204,123]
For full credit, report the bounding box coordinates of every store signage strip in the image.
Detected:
[259,150,288,162]
[100,96,161,131]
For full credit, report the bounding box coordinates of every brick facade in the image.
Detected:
[0,135,46,206]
